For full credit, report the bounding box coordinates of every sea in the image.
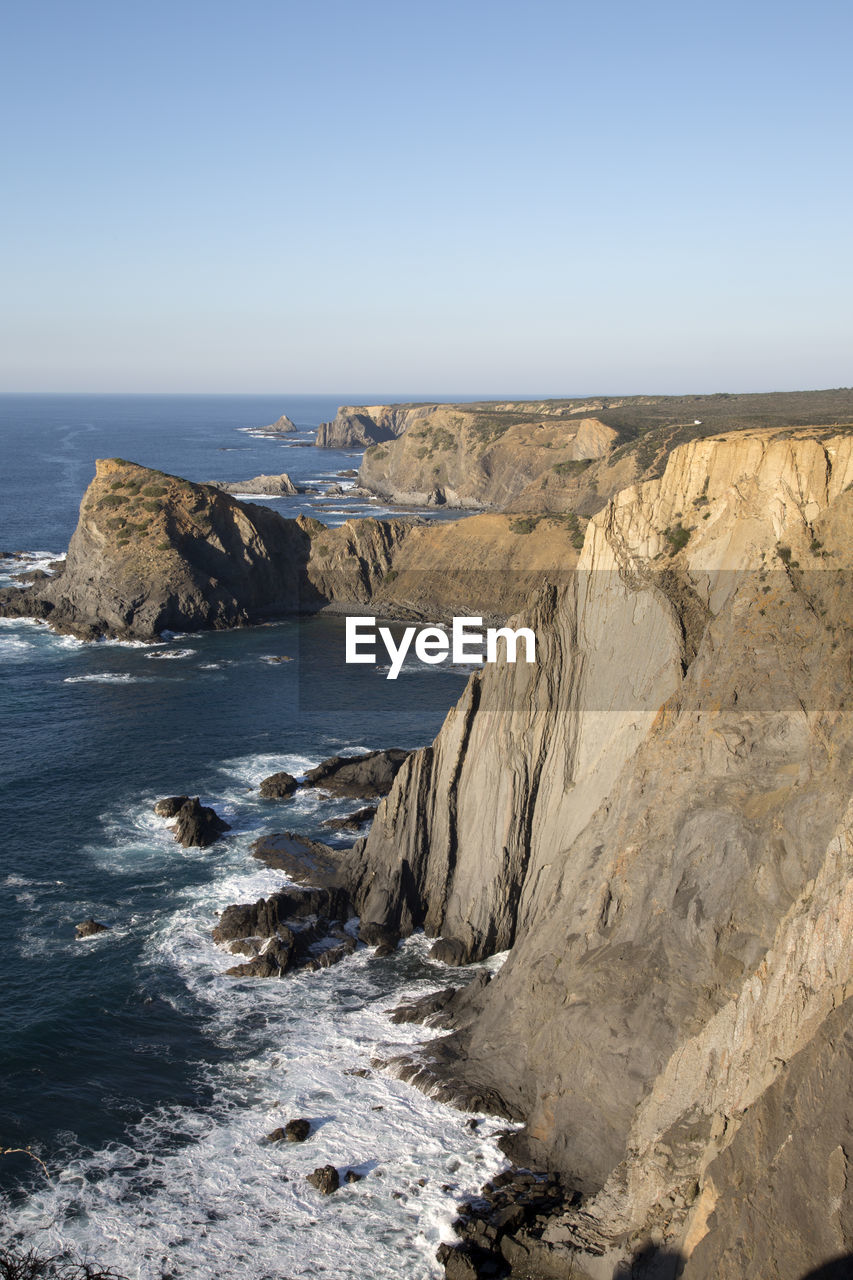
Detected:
[0,395,509,1279]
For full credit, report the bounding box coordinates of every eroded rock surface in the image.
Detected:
[170,797,230,848]
[351,427,853,1274]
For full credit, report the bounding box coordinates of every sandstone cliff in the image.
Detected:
[352,388,853,515]
[349,427,853,1275]
[315,403,437,448]
[358,405,617,508]
[0,459,320,639]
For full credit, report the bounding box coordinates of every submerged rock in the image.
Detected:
[75,918,108,938]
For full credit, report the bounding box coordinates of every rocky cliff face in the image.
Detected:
[347,389,853,516]
[0,459,321,639]
[350,428,853,1274]
[0,461,585,639]
[358,406,617,508]
[315,404,436,448]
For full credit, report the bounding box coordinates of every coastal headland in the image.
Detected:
[4,396,853,1278]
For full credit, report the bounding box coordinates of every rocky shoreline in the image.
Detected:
[11,420,853,1276]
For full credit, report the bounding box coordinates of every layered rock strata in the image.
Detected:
[348,428,853,1275]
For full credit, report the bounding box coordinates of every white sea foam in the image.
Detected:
[216,750,318,789]
[3,916,510,1279]
[98,638,165,650]
[145,648,196,661]
[0,635,35,656]
[63,673,156,685]
[1,775,512,1278]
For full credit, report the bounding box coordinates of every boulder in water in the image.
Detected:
[307,1165,340,1195]
[300,749,411,799]
[258,771,298,799]
[75,918,109,938]
[171,797,230,848]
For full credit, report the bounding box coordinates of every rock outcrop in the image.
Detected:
[212,472,302,496]
[306,1165,340,1195]
[300,749,411,798]
[258,412,297,433]
[0,461,585,640]
[349,427,853,1275]
[258,771,298,799]
[0,460,319,640]
[213,878,355,979]
[170,797,230,848]
[315,404,436,448]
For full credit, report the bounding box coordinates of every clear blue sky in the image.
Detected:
[1,0,850,395]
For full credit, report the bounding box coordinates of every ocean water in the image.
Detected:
[0,396,507,1278]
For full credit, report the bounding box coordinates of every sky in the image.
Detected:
[1,0,851,395]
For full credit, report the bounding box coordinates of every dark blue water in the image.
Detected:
[0,393,472,551]
[0,397,505,1279]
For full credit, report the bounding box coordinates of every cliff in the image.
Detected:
[358,405,617,508]
[349,427,853,1275]
[0,459,321,639]
[353,389,853,514]
[0,460,584,639]
[315,403,437,448]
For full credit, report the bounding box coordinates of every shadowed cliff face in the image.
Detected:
[315,403,437,448]
[349,428,853,1274]
[0,459,321,639]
